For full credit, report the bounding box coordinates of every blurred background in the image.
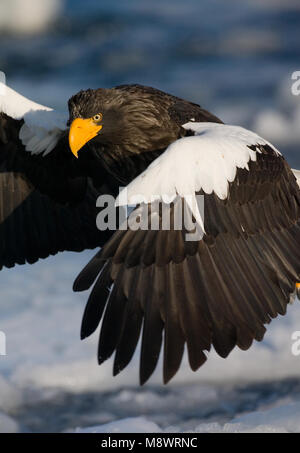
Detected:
[1,0,300,165]
[1,0,300,434]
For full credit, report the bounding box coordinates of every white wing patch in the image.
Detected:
[19,110,67,156]
[0,81,68,156]
[116,123,280,231]
[292,169,300,188]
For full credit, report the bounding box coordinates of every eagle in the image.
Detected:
[0,80,299,384]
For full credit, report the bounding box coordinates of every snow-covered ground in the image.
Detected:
[76,402,300,433]
[0,250,300,433]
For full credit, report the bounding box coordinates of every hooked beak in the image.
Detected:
[69,118,102,158]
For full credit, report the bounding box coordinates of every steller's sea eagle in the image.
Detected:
[0,81,300,384]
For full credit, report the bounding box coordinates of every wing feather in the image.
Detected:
[76,124,300,383]
[0,108,112,269]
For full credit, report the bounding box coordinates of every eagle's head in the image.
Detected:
[68,85,182,159]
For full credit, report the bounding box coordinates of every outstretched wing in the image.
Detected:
[74,123,300,384]
[0,82,111,269]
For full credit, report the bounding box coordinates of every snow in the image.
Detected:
[0,0,62,34]
[75,402,300,433]
[222,402,300,433]
[253,108,300,147]
[0,412,20,433]
[0,375,23,413]
[0,249,300,433]
[252,75,300,147]
[75,417,162,434]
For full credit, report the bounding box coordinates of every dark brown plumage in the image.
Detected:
[0,112,111,268]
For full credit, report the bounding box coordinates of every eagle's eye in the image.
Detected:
[93,113,103,122]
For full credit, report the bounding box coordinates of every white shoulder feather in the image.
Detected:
[0,81,68,156]
[116,123,280,229]
[292,169,300,187]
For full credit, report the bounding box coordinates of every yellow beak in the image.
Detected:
[69,118,102,158]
